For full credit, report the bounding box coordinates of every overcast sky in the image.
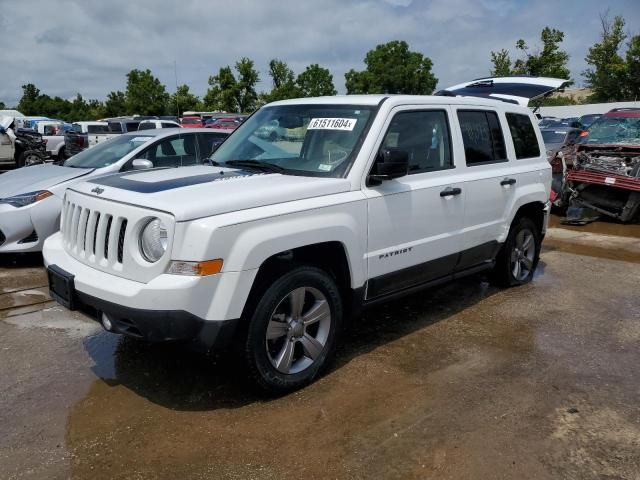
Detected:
[1,0,639,106]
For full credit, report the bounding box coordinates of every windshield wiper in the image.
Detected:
[223,159,285,173]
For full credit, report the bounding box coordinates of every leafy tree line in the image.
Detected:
[489,12,640,104]
[4,40,437,121]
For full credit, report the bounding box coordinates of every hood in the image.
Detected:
[439,76,571,106]
[0,116,12,129]
[0,165,93,198]
[71,165,352,221]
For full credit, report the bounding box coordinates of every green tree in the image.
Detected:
[262,59,299,103]
[583,14,627,102]
[296,64,337,97]
[104,91,127,117]
[345,40,438,94]
[170,84,201,116]
[0,101,5,110]
[490,49,513,76]
[125,69,170,115]
[625,35,640,100]
[513,27,571,79]
[204,58,260,112]
[17,83,41,115]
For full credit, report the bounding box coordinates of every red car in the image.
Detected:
[205,117,240,130]
[180,116,204,128]
[558,108,640,223]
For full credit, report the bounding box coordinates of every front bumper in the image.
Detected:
[43,232,258,349]
[0,196,61,253]
[75,289,238,351]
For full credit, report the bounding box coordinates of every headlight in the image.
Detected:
[0,190,52,208]
[139,218,168,263]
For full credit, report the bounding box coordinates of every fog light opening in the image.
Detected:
[101,313,113,331]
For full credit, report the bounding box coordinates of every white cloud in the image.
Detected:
[1,0,639,106]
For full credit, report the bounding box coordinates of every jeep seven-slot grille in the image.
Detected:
[62,200,128,265]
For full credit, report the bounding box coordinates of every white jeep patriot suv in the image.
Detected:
[44,82,553,392]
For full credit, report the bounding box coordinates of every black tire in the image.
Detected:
[57,147,66,162]
[491,216,541,287]
[17,150,44,168]
[244,266,343,393]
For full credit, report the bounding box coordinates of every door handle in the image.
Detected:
[500,178,516,186]
[440,187,462,197]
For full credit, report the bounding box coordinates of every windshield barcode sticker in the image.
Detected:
[308,118,357,131]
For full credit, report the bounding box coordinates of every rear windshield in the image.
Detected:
[541,130,567,145]
[108,122,123,133]
[181,118,200,124]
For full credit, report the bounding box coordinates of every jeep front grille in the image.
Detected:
[62,200,127,265]
[60,190,174,283]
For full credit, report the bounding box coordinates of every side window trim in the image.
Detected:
[457,108,508,166]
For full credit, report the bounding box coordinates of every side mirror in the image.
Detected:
[131,159,154,170]
[369,149,409,184]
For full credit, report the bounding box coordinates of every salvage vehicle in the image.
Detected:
[34,121,68,161]
[64,122,115,158]
[0,129,229,253]
[0,116,47,168]
[43,77,556,392]
[559,108,640,223]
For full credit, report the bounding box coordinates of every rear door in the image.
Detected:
[441,77,570,107]
[453,107,515,269]
[364,106,465,300]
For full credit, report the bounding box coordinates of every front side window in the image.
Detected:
[138,135,199,168]
[457,110,507,165]
[211,104,375,177]
[506,113,540,159]
[380,110,453,174]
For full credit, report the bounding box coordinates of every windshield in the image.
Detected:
[542,130,567,145]
[582,116,640,145]
[211,104,374,177]
[63,135,153,168]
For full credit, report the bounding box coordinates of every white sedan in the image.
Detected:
[0,128,229,253]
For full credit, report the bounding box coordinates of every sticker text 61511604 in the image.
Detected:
[307,118,357,131]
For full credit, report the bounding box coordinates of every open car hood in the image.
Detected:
[438,76,571,106]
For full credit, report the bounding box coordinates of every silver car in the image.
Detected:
[0,128,229,253]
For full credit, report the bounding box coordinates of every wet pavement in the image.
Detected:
[1,226,640,479]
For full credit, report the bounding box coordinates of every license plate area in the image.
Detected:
[47,264,76,310]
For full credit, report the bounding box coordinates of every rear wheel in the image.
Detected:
[244,266,342,393]
[491,217,541,287]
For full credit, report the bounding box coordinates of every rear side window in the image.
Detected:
[87,125,109,134]
[457,110,507,165]
[506,113,540,159]
[138,123,156,130]
[380,110,453,174]
[108,122,123,133]
[125,122,140,132]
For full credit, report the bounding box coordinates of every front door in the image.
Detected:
[364,107,465,300]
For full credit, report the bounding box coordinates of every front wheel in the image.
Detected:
[491,217,541,287]
[17,150,44,168]
[244,266,343,393]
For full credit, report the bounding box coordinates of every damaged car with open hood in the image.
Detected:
[555,108,640,224]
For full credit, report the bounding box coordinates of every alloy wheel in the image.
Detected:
[265,286,331,374]
[510,228,535,281]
